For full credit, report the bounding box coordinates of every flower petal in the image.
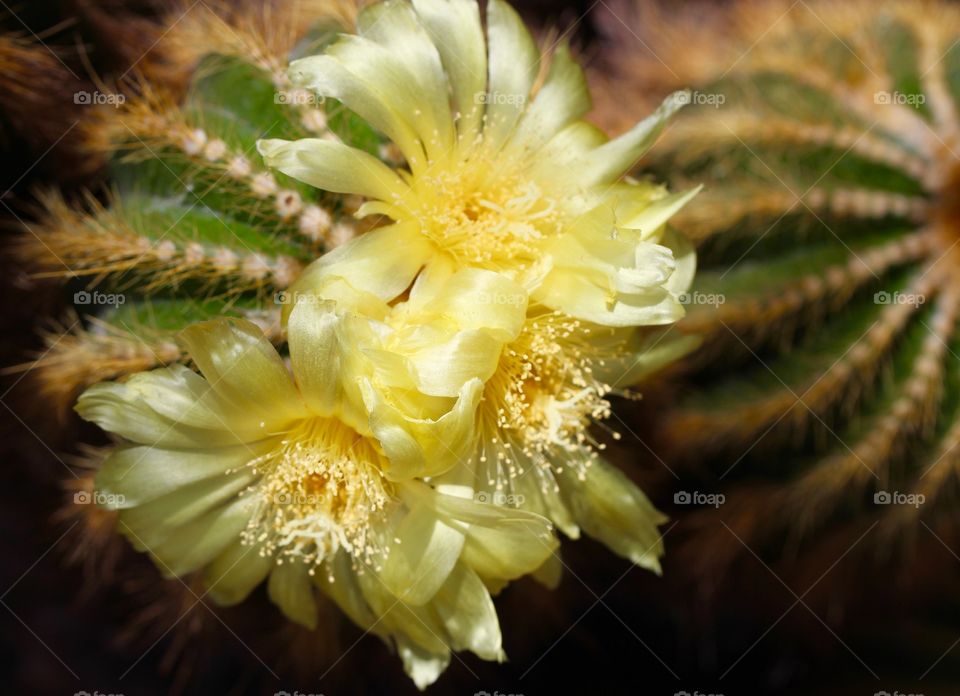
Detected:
[258,137,408,201]
[572,90,689,188]
[356,0,454,158]
[363,378,483,480]
[397,639,450,691]
[427,486,559,583]
[131,492,258,577]
[315,550,380,630]
[377,496,465,605]
[118,469,256,546]
[268,560,319,629]
[179,318,303,423]
[204,540,273,606]
[287,298,344,417]
[76,373,255,449]
[534,209,685,327]
[290,222,431,305]
[288,53,425,166]
[484,0,539,151]
[412,0,487,139]
[431,563,503,661]
[96,442,271,509]
[402,266,528,342]
[511,43,590,153]
[617,186,702,241]
[559,456,668,572]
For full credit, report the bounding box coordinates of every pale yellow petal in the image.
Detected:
[511,43,590,152]
[315,550,380,631]
[118,469,256,543]
[133,493,258,577]
[377,497,465,605]
[397,639,450,691]
[402,266,527,342]
[533,120,607,176]
[268,560,319,629]
[76,375,251,450]
[572,90,689,188]
[403,328,505,397]
[96,442,271,509]
[290,222,431,305]
[257,137,408,202]
[535,209,685,327]
[662,226,697,296]
[204,541,273,606]
[484,0,539,151]
[422,483,559,582]
[179,318,304,423]
[431,563,503,661]
[286,298,343,416]
[559,457,668,572]
[356,1,454,158]
[363,377,483,480]
[536,269,682,327]
[530,551,563,590]
[288,54,426,166]
[412,0,487,139]
[617,186,702,241]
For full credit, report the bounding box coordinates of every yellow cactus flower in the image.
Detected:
[258,0,698,328]
[76,268,558,689]
[291,249,697,575]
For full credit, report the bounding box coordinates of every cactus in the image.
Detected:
[14,0,366,414]
[594,0,960,585]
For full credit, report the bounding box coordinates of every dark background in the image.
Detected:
[0,1,953,695]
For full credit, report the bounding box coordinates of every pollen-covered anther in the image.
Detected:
[242,418,392,569]
[409,169,561,265]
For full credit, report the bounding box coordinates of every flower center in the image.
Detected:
[476,314,620,495]
[241,417,393,570]
[406,165,562,268]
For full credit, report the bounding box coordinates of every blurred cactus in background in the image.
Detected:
[593,0,960,635]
